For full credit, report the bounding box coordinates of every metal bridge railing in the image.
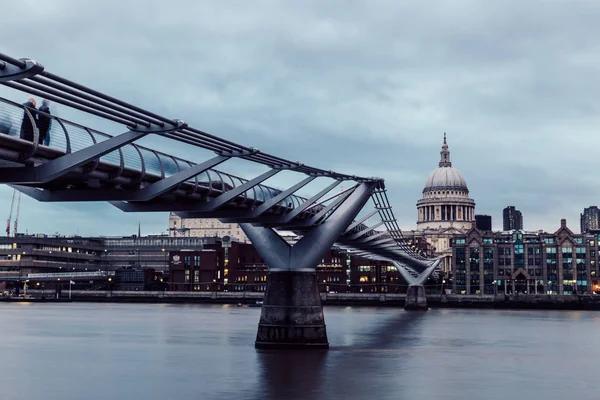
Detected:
[0,97,309,214]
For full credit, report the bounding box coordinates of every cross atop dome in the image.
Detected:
[439,132,452,167]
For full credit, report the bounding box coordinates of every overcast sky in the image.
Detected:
[1,0,600,236]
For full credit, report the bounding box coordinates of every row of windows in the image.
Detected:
[104,238,206,247]
[456,237,593,246]
[460,246,589,256]
[183,255,201,267]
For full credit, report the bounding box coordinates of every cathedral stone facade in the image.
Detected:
[407,134,476,272]
[417,133,475,230]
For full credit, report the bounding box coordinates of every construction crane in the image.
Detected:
[6,190,15,237]
[5,189,21,237]
[13,191,21,237]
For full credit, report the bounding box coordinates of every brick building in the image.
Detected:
[451,219,600,295]
[168,241,415,294]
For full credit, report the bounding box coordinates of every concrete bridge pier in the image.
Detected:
[240,182,376,349]
[256,271,328,349]
[393,260,441,311]
[404,285,428,310]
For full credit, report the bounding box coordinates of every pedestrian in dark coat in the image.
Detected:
[37,99,52,146]
[20,97,37,142]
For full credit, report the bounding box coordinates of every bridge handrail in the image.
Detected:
[0,96,311,212]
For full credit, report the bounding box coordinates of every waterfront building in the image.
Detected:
[0,234,208,287]
[0,233,418,293]
[580,206,600,233]
[168,242,406,293]
[168,213,249,242]
[502,206,523,231]
[451,219,599,295]
[413,133,476,272]
[475,215,492,231]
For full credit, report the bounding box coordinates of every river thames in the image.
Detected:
[0,303,598,400]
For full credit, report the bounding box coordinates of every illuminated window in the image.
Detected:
[359,276,369,283]
[194,270,199,283]
[184,270,190,283]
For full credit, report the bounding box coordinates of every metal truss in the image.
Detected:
[0,52,439,276]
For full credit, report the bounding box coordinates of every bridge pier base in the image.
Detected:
[255,271,328,349]
[404,285,428,310]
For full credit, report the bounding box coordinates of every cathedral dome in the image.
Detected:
[424,167,467,191]
[422,133,468,193]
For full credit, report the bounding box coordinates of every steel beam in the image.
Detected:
[280,180,341,223]
[343,210,378,235]
[205,169,280,210]
[251,176,315,216]
[356,230,389,244]
[135,155,228,201]
[304,188,355,226]
[0,58,43,82]
[344,221,385,240]
[11,154,230,202]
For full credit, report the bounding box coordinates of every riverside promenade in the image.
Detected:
[21,290,600,310]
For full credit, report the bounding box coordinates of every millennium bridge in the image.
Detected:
[0,53,439,348]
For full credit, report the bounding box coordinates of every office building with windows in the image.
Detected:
[452,219,599,295]
[0,234,208,290]
[503,206,523,231]
[580,206,600,234]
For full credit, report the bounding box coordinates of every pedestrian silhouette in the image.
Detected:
[20,97,37,142]
[37,99,52,146]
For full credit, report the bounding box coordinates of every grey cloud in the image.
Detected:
[1,0,600,236]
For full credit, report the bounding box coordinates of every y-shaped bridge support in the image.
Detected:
[393,259,441,311]
[241,182,377,349]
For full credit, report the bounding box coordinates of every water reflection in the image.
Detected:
[255,309,428,400]
[257,349,328,400]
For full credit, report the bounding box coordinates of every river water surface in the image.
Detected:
[0,303,598,400]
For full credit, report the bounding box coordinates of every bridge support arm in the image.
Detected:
[239,181,377,349]
[393,259,441,310]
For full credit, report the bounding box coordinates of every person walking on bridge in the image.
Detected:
[37,99,52,146]
[20,97,37,142]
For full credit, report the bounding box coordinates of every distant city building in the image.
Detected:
[502,206,523,231]
[451,219,599,295]
[0,233,440,294]
[168,213,249,242]
[414,133,476,272]
[475,215,492,231]
[168,242,409,294]
[580,206,600,234]
[0,234,208,278]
